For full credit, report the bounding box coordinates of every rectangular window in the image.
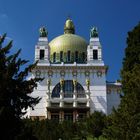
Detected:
[93,50,98,60]
[60,51,63,62]
[53,52,56,62]
[40,49,45,60]
[67,51,71,62]
[75,51,78,62]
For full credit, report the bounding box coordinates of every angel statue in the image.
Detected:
[60,78,64,91]
[39,27,48,37]
[47,79,51,92]
[86,79,90,91]
[90,27,98,38]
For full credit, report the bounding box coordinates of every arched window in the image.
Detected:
[40,49,45,60]
[53,52,56,62]
[67,51,71,62]
[93,50,98,60]
[75,51,78,62]
[60,51,63,62]
[52,80,85,98]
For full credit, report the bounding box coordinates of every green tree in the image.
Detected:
[122,22,140,95]
[87,111,106,138]
[103,23,140,140]
[0,34,41,140]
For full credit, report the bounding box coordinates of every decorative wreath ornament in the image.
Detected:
[97,71,102,77]
[35,70,41,77]
[117,89,121,94]
[107,89,111,94]
[85,71,90,77]
[48,70,53,77]
[60,70,65,77]
[72,70,77,76]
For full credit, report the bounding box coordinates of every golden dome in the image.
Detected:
[49,19,87,63]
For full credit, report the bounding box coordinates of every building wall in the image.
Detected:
[29,65,108,118]
[107,83,122,114]
[28,25,122,118]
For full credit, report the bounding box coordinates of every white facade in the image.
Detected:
[27,20,122,121]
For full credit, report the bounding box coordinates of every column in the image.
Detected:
[86,92,90,99]
[60,101,64,107]
[47,111,51,120]
[75,111,79,121]
[73,101,77,107]
[60,78,64,99]
[86,100,90,107]
[73,111,76,122]
[86,111,90,118]
[59,111,64,122]
[73,79,77,99]
[86,79,90,92]
[46,79,51,107]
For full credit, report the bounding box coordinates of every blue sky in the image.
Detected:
[0,0,140,81]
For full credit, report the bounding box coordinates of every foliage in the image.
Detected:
[22,112,106,140]
[0,34,42,140]
[86,111,107,138]
[121,22,140,95]
[103,22,140,140]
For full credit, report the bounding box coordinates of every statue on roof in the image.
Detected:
[39,27,48,37]
[90,27,98,38]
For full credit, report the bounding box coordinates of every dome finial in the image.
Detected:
[64,18,75,34]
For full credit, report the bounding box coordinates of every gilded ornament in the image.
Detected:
[86,79,90,87]
[48,70,53,77]
[73,79,77,87]
[47,79,51,86]
[60,78,64,86]
[60,78,64,91]
[86,79,90,91]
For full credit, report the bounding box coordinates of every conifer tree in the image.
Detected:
[0,34,41,140]
[103,23,140,140]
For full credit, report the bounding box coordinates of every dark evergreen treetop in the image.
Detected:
[121,22,140,94]
[122,22,140,72]
[0,34,42,118]
[103,22,140,140]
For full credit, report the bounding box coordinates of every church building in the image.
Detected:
[26,19,122,121]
